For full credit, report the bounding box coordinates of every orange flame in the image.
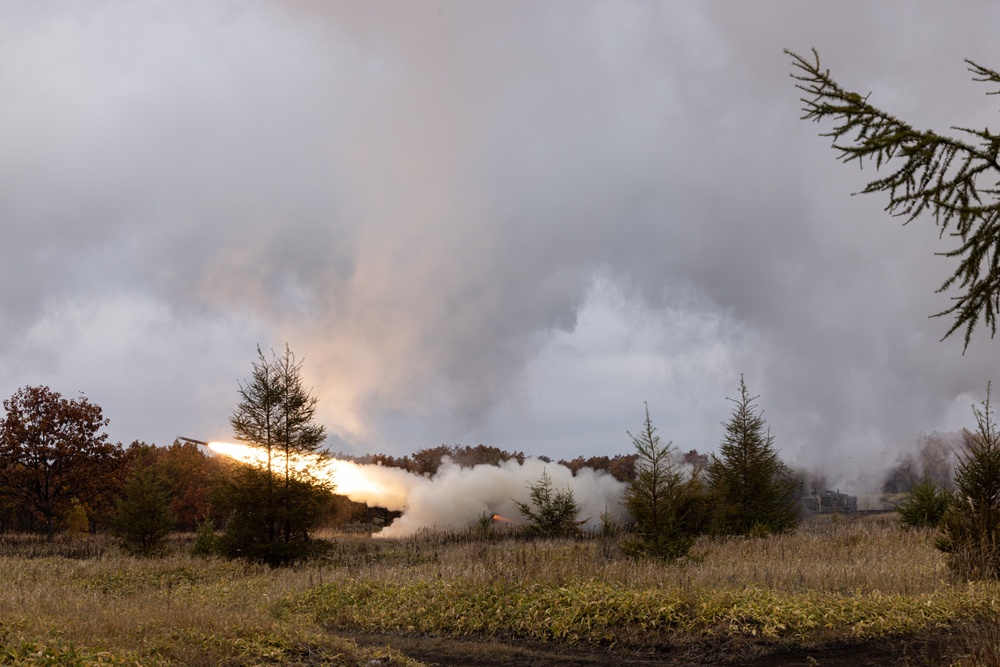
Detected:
[491,514,512,523]
[206,441,410,508]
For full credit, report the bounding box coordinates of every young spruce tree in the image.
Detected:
[707,376,800,536]
[514,470,583,538]
[623,404,706,561]
[223,344,330,564]
[111,469,175,556]
[936,383,1000,579]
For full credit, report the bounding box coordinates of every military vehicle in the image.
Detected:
[803,490,858,514]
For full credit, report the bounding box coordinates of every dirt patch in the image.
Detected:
[339,628,967,666]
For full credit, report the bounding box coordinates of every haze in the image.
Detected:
[2,1,999,491]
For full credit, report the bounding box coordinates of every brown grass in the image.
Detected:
[0,514,989,665]
[0,533,423,666]
[333,514,947,595]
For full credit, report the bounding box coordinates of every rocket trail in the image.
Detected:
[207,441,627,537]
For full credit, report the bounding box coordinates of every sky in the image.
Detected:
[3,1,1000,491]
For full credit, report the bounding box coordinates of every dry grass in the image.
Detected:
[297,515,994,661]
[0,534,423,666]
[326,514,947,595]
[0,515,992,665]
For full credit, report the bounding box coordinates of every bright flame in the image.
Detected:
[491,513,512,523]
[207,441,417,510]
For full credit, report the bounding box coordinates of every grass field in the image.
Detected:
[0,514,995,665]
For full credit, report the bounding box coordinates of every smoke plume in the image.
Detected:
[208,441,627,537]
[372,457,627,537]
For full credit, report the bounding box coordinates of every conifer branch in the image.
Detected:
[787,49,1000,349]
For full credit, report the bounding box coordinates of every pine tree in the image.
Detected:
[514,470,583,538]
[111,469,175,555]
[707,376,800,536]
[623,404,706,561]
[936,383,1000,578]
[224,344,331,562]
[897,477,952,530]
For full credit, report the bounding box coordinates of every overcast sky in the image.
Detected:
[3,1,1000,490]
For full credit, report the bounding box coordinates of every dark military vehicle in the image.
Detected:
[803,490,858,514]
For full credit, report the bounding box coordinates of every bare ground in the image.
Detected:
[340,628,968,667]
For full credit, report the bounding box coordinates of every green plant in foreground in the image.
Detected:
[111,469,175,556]
[297,576,995,646]
[789,49,1000,349]
[0,638,140,667]
[707,376,800,537]
[897,477,952,529]
[190,518,217,556]
[622,403,706,562]
[513,470,584,538]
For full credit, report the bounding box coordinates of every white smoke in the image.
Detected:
[336,457,627,538]
[209,441,628,537]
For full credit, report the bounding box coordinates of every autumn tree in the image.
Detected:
[789,49,1000,348]
[125,440,227,531]
[0,386,125,540]
[410,445,455,476]
[559,454,638,483]
[707,376,800,536]
[623,404,707,562]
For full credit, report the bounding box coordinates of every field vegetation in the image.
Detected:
[2,372,997,664]
[0,514,997,666]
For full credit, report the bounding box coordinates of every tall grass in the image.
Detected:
[0,534,422,666]
[324,514,946,595]
[0,514,990,665]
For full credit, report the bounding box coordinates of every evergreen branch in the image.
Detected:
[787,49,1000,349]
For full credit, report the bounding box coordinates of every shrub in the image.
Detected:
[215,464,332,566]
[897,477,952,529]
[514,470,583,538]
[111,469,175,556]
[63,498,90,537]
[191,518,217,556]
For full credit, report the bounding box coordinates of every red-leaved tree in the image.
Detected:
[0,386,125,540]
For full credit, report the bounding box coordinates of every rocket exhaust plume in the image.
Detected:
[207,442,627,537]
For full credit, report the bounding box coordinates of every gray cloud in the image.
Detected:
[2,1,1000,490]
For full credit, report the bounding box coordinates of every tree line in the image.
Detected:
[0,359,801,565]
[0,346,346,564]
[5,341,997,579]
